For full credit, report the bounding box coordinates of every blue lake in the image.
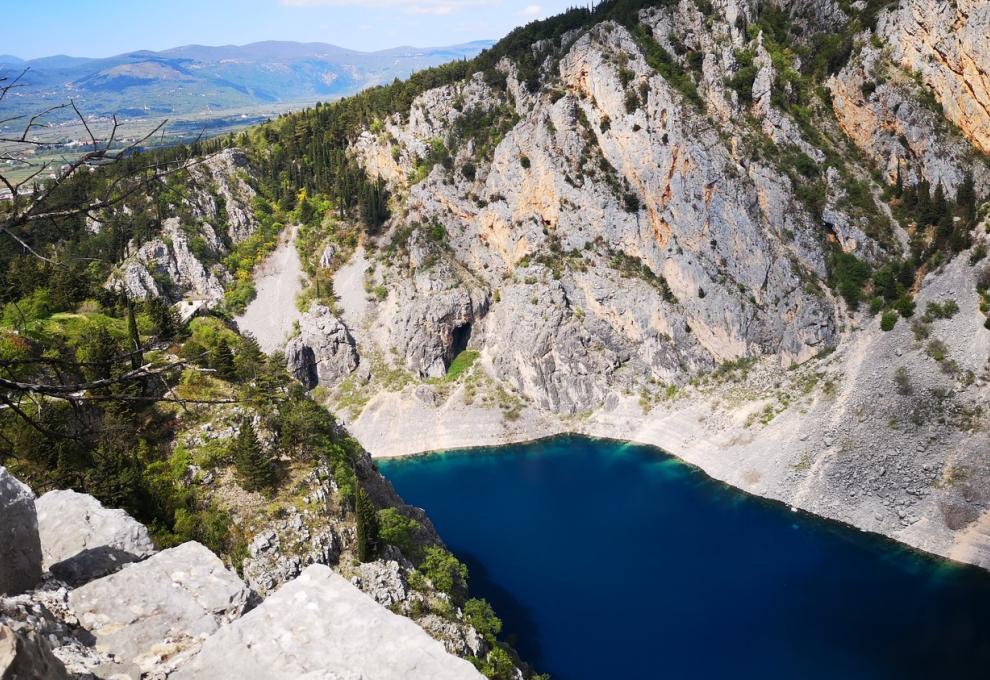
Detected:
[380,435,990,680]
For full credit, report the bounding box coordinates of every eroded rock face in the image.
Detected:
[0,468,42,596]
[384,264,489,379]
[878,0,990,155]
[829,39,990,195]
[68,541,251,678]
[172,565,485,680]
[35,490,156,586]
[285,305,359,388]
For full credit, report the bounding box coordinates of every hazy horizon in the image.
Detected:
[4,0,579,61]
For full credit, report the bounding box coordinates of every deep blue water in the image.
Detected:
[380,435,990,680]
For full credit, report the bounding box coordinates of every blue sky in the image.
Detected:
[5,0,582,59]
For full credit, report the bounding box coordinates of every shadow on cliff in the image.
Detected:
[455,548,546,670]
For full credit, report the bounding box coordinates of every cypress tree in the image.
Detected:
[956,171,977,228]
[932,183,948,227]
[915,179,932,225]
[233,419,274,492]
[902,182,917,213]
[894,164,903,198]
[355,488,380,562]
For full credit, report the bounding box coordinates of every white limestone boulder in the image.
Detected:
[68,541,251,678]
[173,564,484,680]
[35,489,156,585]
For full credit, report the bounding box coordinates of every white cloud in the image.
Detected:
[282,0,499,15]
[519,4,541,16]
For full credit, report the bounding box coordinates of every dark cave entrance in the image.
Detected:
[450,322,472,362]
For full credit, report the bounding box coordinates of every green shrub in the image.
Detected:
[894,295,915,318]
[419,546,468,601]
[464,598,502,643]
[478,647,517,680]
[923,299,959,321]
[445,350,479,381]
[880,310,898,331]
[894,366,913,396]
[377,508,421,555]
[926,339,948,362]
[828,251,871,309]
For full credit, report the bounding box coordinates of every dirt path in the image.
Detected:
[235,225,304,354]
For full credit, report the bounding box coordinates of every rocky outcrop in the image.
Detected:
[116,217,229,304]
[878,0,990,155]
[285,305,359,388]
[384,264,489,379]
[35,490,156,586]
[188,148,258,243]
[0,468,42,597]
[0,470,512,678]
[172,565,485,680]
[68,541,251,677]
[109,148,260,305]
[241,515,340,596]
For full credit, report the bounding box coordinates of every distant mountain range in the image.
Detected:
[0,40,493,121]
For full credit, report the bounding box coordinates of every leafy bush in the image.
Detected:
[828,251,871,309]
[926,339,948,361]
[880,310,898,331]
[377,508,421,555]
[419,546,468,601]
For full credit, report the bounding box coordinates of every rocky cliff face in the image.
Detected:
[109,148,259,307]
[877,0,990,155]
[342,12,851,415]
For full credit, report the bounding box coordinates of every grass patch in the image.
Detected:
[444,350,479,382]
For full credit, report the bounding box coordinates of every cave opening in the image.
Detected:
[450,322,472,362]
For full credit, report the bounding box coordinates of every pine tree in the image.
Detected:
[212,339,236,380]
[233,419,274,492]
[145,297,176,340]
[235,333,265,381]
[894,164,903,198]
[355,488,380,562]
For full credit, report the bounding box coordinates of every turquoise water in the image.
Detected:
[380,435,990,680]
